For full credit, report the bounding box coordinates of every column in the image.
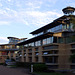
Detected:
[38,46,43,62]
[32,48,35,62]
[26,49,29,62]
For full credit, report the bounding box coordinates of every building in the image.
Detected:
[0,37,27,63]
[17,7,75,70]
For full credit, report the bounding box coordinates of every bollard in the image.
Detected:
[31,65,33,73]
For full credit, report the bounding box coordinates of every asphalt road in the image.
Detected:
[0,65,30,75]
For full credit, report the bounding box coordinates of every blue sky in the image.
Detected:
[0,0,75,44]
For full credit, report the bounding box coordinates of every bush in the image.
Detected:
[43,69,55,73]
[16,62,32,68]
[11,58,15,61]
[16,62,46,70]
[0,63,4,65]
[33,63,48,72]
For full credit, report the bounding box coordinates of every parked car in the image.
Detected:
[4,58,16,66]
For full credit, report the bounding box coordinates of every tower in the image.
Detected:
[62,6,75,15]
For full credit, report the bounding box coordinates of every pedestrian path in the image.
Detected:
[0,65,30,75]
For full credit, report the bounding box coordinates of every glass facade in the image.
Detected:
[47,24,62,33]
[58,37,64,43]
[20,37,60,47]
[43,37,54,45]
[35,40,41,46]
[34,24,62,37]
[65,35,75,43]
[43,39,47,45]
[9,38,19,44]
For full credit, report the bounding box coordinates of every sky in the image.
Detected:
[0,0,75,44]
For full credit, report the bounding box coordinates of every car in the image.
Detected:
[5,59,12,65]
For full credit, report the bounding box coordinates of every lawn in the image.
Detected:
[34,72,66,75]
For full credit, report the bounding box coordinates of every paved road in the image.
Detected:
[0,65,30,75]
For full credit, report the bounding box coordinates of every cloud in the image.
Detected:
[0,7,62,27]
[0,0,62,27]
[8,0,11,2]
[0,37,9,44]
[0,21,10,25]
[18,10,62,27]
[0,3,2,7]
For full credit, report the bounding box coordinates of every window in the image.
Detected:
[67,24,70,29]
[20,45,24,49]
[24,54,26,56]
[35,53,39,55]
[53,37,57,43]
[29,43,32,47]
[24,44,28,48]
[47,37,51,44]
[17,46,19,49]
[28,49,32,52]
[58,37,63,43]
[35,41,41,46]
[31,42,34,46]
[71,44,75,48]
[35,48,38,51]
[43,52,48,55]
[43,39,47,45]
[43,45,58,50]
[71,65,75,69]
[44,56,58,63]
[49,24,62,32]
[62,24,66,30]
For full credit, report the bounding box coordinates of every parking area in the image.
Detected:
[0,65,30,75]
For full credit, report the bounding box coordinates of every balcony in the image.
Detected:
[42,54,58,56]
[0,55,8,56]
[46,63,58,65]
[42,50,58,56]
[43,45,58,50]
[0,48,18,51]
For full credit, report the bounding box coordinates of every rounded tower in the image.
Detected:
[62,6,75,15]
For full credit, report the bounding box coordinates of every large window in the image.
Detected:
[66,35,75,43]
[58,37,64,43]
[28,42,34,47]
[43,56,58,63]
[46,37,54,44]
[43,37,55,45]
[62,24,66,30]
[47,37,51,44]
[47,24,62,33]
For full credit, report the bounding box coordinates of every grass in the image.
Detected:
[34,72,66,75]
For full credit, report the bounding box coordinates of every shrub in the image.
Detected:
[0,63,4,65]
[33,63,48,72]
[16,62,46,70]
[16,62,32,68]
[11,58,15,61]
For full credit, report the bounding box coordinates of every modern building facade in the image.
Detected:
[0,37,27,63]
[17,7,75,70]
